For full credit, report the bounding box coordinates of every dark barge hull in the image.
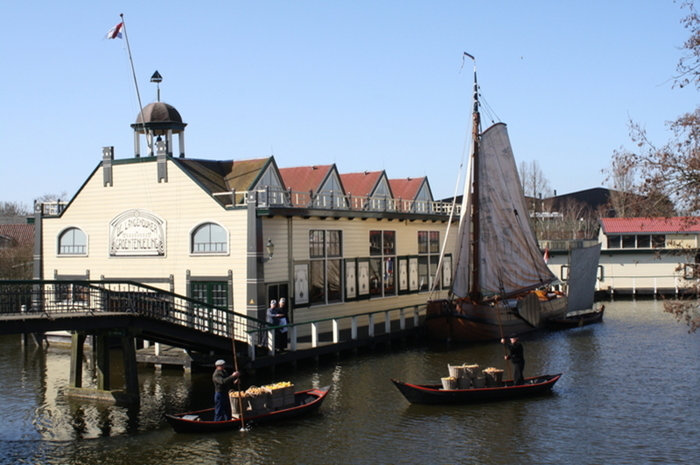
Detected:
[425,298,568,342]
[546,306,604,329]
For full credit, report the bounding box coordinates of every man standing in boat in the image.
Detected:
[501,336,525,385]
[212,359,240,421]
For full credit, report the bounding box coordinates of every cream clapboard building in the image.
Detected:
[35,101,458,328]
[595,217,700,295]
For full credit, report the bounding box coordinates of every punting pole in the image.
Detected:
[495,275,513,381]
[231,328,247,432]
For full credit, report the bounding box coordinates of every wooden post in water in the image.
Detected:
[69,332,87,388]
[121,330,139,399]
[95,334,110,391]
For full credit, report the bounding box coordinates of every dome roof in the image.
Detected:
[134,102,183,124]
[131,101,187,134]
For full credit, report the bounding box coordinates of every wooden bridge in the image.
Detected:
[0,280,425,404]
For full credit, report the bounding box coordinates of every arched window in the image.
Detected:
[191,223,228,254]
[58,228,87,255]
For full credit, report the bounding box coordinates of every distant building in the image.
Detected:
[0,223,34,250]
[0,220,34,278]
[543,188,615,214]
[596,217,700,295]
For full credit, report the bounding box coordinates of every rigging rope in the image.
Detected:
[428,54,476,299]
[479,95,501,126]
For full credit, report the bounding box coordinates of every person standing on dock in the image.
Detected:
[276,297,289,351]
[212,359,239,421]
[501,336,525,385]
[267,299,288,352]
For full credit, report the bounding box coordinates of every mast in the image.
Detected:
[467,55,481,301]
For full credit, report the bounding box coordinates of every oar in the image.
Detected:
[231,328,247,432]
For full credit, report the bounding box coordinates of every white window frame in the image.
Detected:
[190,221,230,255]
[57,227,88,256]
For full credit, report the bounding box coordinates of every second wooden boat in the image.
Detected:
[391,374,561,405]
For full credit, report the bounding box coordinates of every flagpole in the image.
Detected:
[119,13,151,153]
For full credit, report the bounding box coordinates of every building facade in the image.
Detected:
[35,102,459,327]
[595,217,700,295]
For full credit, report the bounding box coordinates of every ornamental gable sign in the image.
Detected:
[109,209,166,256]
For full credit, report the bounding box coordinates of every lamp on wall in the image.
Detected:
[266,238,275,260]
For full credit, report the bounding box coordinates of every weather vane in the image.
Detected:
[150,70,163,102]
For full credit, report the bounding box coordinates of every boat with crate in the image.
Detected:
[391,374,561,405]
[165,385,330,433]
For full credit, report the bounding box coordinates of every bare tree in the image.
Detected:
[606,154,640,217]
[519,160,552,201]
[559,198,599,240]
[0,242,32,279]
[534,198,599,242]
[674,0,700,89]
[0,201,30,217]
[35,192,68,204]
[611,1,700,331]
[608,2,698,216]
[609,114,698,215]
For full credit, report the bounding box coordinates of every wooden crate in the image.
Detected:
[267,385,295,409]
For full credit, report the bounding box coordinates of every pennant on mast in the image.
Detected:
[105,14,152,153]
[106,22,123,39]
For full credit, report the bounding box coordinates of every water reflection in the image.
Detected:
[1,300,700,464]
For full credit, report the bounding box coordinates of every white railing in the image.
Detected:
[601,274,698,297]
[246,304,425,361]
[215,188,460,217]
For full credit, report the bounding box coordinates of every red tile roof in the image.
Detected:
[340,171,384,197]
[0,224,34,247]
[389,177,425,200]
[279,165,333,192]
[600,217,700,233]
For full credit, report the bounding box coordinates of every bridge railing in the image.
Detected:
[0,280,264,341]
[245,304,426,361]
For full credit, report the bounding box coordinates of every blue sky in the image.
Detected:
[1,1,694,209]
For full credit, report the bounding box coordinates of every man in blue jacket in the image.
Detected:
[212,359,240,421]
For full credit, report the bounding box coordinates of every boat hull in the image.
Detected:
[425,296,568,342]
[547,306,604,330]
[165,386,329,433]
[391,374,561,404]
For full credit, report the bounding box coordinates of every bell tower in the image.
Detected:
[129,71,187,158]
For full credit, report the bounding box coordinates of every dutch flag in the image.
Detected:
[106,22,123,39]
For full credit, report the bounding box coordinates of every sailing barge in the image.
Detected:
[426,54,569,342]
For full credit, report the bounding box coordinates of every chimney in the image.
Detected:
[156,137,168,183]
[102,146,114,187]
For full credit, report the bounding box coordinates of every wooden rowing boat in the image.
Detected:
[391,374,561,405]
[165,386,330,433]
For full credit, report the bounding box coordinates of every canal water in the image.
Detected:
[1,299,699,465]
